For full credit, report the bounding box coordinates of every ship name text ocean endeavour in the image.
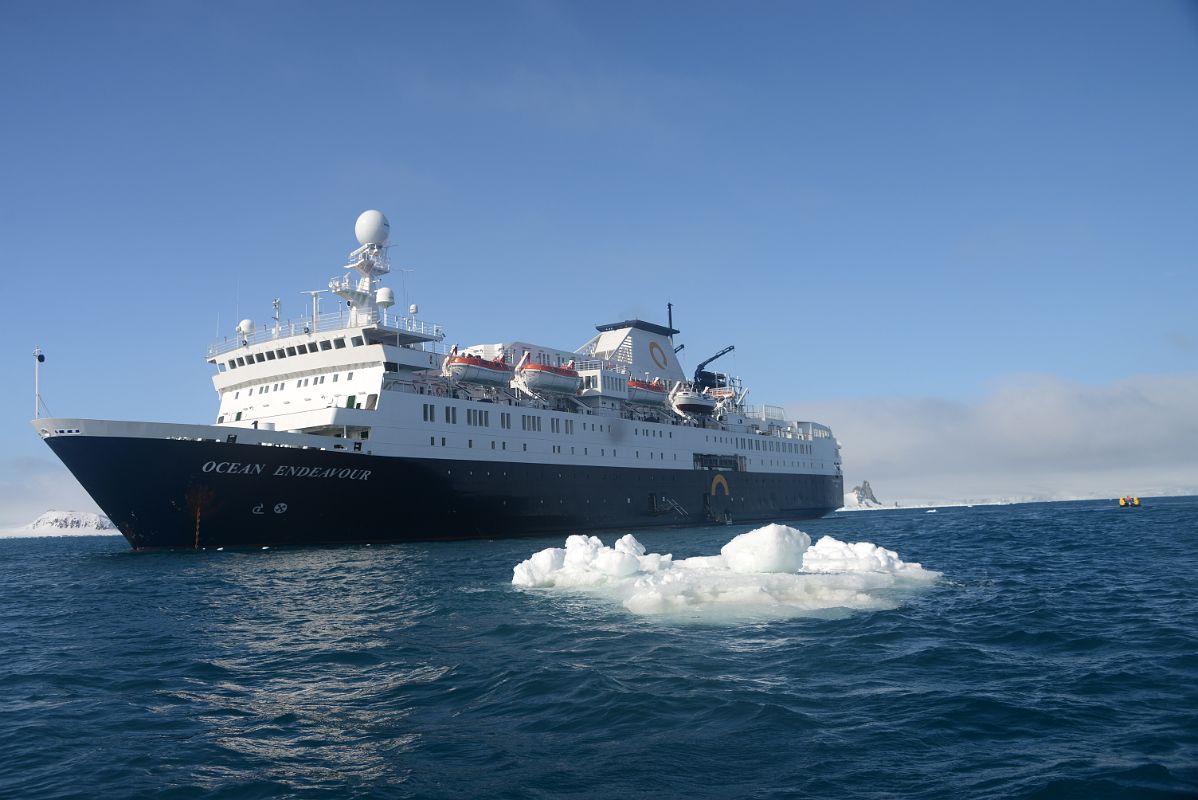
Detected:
[201,461,371,480]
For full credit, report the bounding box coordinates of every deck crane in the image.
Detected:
[693,345,734,392]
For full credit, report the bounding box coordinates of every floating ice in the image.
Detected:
[512,524,941,621]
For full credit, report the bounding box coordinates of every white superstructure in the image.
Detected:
[196,211,842,478]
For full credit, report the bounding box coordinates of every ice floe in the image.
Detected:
[512,524,940,621]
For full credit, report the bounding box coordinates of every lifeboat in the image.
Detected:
[518,360,582,394]
[671,387,717,417]
[627,377,668,405]
[444,352,513,386]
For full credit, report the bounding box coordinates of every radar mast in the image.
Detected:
[332,210,393,327]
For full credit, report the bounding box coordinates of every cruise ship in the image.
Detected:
[34,211,844,550]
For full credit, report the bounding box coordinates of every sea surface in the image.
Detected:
[2,498,1196,799]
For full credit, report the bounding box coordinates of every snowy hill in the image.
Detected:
[0,510,120,538]
[28,510,116,530]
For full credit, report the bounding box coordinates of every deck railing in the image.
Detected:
[207,310,444,357]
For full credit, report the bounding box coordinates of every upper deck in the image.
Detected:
[207,308,445,361]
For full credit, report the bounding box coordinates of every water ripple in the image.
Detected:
[1,499,1197,798]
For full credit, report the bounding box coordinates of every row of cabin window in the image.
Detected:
[428,437,680,460]
[419,404,809,455]
[422,434,819,470]
[582,375,626,392]
[234,371,355,399]
[226,335,365,370]
[421,405,622,437]
[725,436,816,455]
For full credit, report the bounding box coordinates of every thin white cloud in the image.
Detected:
[0,457,98,530]
[792,373,1198,504]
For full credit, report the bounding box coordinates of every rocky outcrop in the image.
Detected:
[844,480,884,509]
[27,511,115,531]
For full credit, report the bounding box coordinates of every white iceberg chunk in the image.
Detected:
[803,535,936,579]
[511,523,942,621]
[719,523,811,574]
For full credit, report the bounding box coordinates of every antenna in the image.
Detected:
[300,290,328,332]
[396,267,415,312]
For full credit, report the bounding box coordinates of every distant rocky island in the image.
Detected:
[841,480,894,510]
[26,510,116,531]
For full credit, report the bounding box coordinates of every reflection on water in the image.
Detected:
[172,547,450,788]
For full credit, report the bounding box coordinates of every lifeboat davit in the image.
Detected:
[445,353,513,386]
[627,377,668,405]
[518,361,582,394]
[671,388,717,417]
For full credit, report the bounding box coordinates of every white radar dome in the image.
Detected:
[355,210,390,246]
[375,287,395,308]
[409,303,419,315]
[237,319,255,335]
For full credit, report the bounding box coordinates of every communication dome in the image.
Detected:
[236,319,255,335]
[355,210,390,246]
[375,287,395,308]
[409,303,419,315]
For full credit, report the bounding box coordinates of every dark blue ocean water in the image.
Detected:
[2,498,1196,799]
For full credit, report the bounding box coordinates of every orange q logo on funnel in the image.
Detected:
[648,341,669,370]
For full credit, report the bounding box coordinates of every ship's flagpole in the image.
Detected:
[33,346,45,419]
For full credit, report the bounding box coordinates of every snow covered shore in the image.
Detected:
[0,510,119,538]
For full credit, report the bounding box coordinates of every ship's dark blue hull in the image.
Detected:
[46,435,843,550]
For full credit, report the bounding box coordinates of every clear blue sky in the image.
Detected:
[2,1,1196,515]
